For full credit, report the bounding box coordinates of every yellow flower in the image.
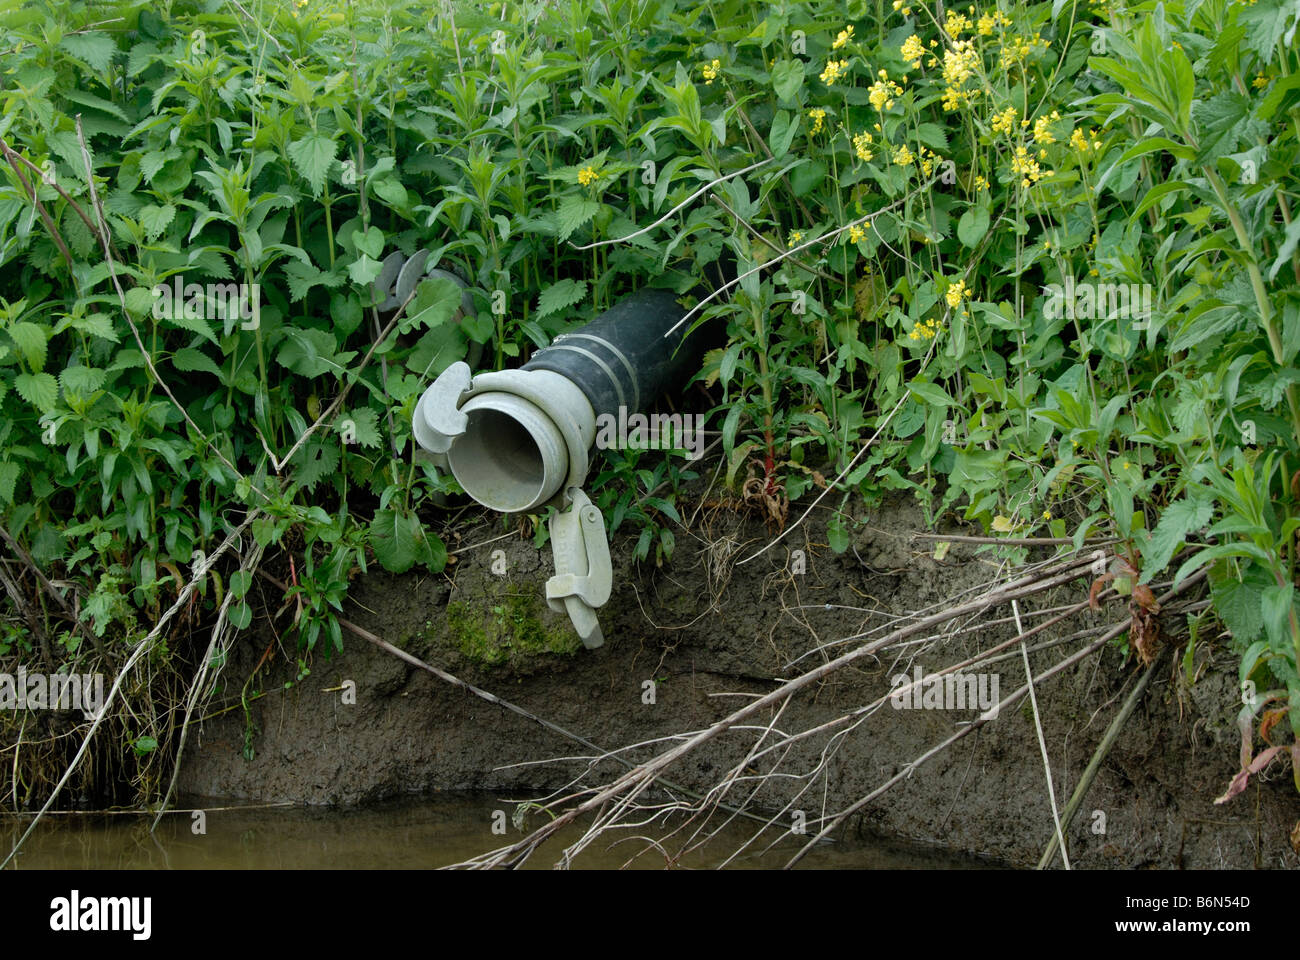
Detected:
[945,278,968,308]
[577,165,599,186]
[848,224,866,243]
[868,76,903,111]
[1010,145,1043,187]
[1070,127,1101,153]
[943,10,971,37]
[702,59,721,84]
[901,35,925,68]
[893,144,915,167]
[808,108,826,135]
[977,10,1011,34]
[788,229,804,245]
[1252,73,1269,89]
[941,40,981,111]
[820,59,849,85]
[1033,110,1060,145]
[991,106,1018,134]
[1000,32,1051,69]
[852,130,874,161]
[1042,509,1052,520]
[974,174,989,190]
[892,0,913,13]
[834,25,855,49]
[909,316,942,340]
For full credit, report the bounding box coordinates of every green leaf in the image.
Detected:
[956,207,989,247]
[289,438,339,491]
[123,286,155,317]
[1268,218,1300,282]
[404,274,465,331]
[132,735,159,756]
[352,225,384,259]
[827,514,850,554]
[172,346,224,379]
[556,196,600,242]
[1130,180,1192,220]
[1141,495,1213,580]
[59,366,106,396]
[229,570,252,600]
[66,313,119,343]
[277,328,352,378]
[285,260,344,302]
[14,372,58,411]
[907,380,954,407]
[769,109,797,159]
[139,203,176,239]
[372,177,409,208]
[347,254,383,286]
[229,601,252,631]
[0,461,19,504]
[771,59,805,103]
[537,278,587,317]
[370,508,420,573]
[140,147,180,184]
[287,133,339,197]
[1262,583,1296,650]
[160,312,219,348]
[339,407,382,448]
[7,322,48,372]
[60,33,117,73]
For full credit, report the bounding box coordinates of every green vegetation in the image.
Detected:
[0,0,1297,806]
[445,594,582,664]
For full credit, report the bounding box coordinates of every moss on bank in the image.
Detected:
[443,591,581,665]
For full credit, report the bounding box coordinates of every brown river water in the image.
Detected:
[1,793,1001,869]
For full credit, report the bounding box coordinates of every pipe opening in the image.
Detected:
[447,395,567,513]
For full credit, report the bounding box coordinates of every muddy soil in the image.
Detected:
[178,492,1300,869]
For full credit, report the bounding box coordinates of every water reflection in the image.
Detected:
[2,794,1001,869]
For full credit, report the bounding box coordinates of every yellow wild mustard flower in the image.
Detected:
[808,108,826,134]
[919,146,943,177]
[702,59,721,83]
[941,40,981,110]
[991,106,1018,134]
[820,59,849,85]
[901,35,925,68]
[946,278,969,308]
[1033,110,1060,144]
[1000,32,1050,68]
[788,229,804,245]
[978,9,1011,34]
[908,316,942,341]
[974,174,989,190]
[892,0,913,13]
[943,10,971,37]
[1070,127,1101,152]
[868,75,903,111]
[577,165,599,186]
[1252,73,1269,88]
[1010,145,1043,186]
[893,144,915,167]
[852,130,874,161]
[834,25,855,48]
[848,224,866,243]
